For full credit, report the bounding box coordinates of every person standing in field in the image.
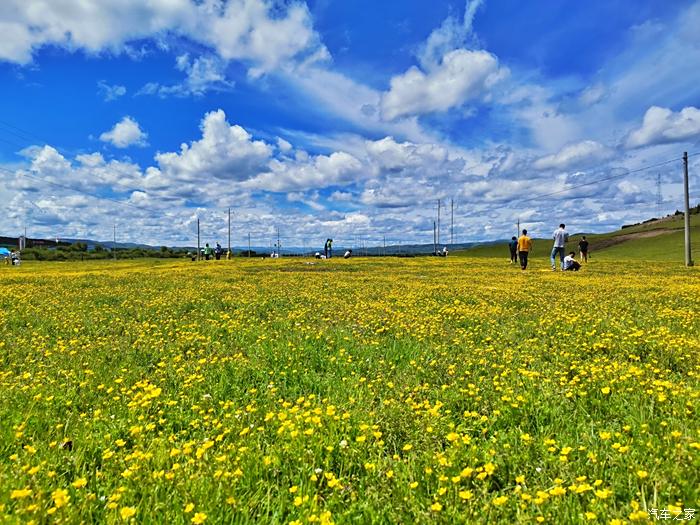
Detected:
[327,238,333,259]
[517,229,532,270]
[508,236,518,264]
[578,236,589,262]
[550,223,569,271]
[214,242,223,261]
[204,243,213,261]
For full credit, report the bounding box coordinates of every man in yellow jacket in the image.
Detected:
[517,229,533,270]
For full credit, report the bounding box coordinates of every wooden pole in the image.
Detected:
[450,199,454,245]
[437,199,441,246]
[433,221,437,255]
[683,152,694,266]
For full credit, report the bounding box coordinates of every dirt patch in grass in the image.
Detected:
[592,229,675,251]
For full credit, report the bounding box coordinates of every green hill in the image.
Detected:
[455,212,700,263]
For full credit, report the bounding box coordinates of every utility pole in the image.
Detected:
[433,221,437,255]
[683,152,694,266]
[656,174,663,219]
[227,207,231,259]
[277,227,281,257]
[197,217,201,261]
[517,218,520,238]
[437,199,441,246]
[248,233,251,258]
[450,199,454,245]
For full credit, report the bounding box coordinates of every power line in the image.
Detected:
[0,165,146,212]
[517,155,690,206]
[0,119,54,147]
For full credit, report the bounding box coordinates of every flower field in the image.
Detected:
[0,257,698,524]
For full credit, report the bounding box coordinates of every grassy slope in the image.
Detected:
[455,214,700,262]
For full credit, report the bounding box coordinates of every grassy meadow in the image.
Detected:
[0,255,698,524]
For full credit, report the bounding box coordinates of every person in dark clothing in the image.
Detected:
[508,236,518,264]
[578,236,589,262]
[214,243,223,261]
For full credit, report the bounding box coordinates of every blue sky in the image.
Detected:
[1,0,699,247]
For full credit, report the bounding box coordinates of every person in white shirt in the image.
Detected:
[551,223,569,271]
[563,251,581,271]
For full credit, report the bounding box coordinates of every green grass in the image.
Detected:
[594,228,700,262]
[0,258,698,523]
[455,213,700,263]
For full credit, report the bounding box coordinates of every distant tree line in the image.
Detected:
[16,244,267,261]
[19,244,190,261]
[622,203,699,229]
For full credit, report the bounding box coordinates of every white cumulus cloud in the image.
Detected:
[626,106,700,148]
[99,117,148,148]
[138,54,234,97]
[534,140,614,171]
[0,0,328,77]
[381,49,506,121]
[97,81,127,101]
[153,109,272,182]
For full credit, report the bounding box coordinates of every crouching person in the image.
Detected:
[563,251,581,271]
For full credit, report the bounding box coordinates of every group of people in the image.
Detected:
[3,249,21,266]
[508,224,590,272]
[324,238,333,258]
[191,242,225,261]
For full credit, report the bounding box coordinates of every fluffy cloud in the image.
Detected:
[138,54,234,98]
[199,0,328,77]
[366,137,449,171]
[2,106,681,247]
[378,0,505,121]
[97,81,127,101]
[99,117,148,148]
[626,106,700,148]
[381,49,506,120]
[9,145,144,197]
[247,151,363,192]
[534,140,614,171]
[153,110,272,183]
[0,0,327,76]
[418,0,483,69]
